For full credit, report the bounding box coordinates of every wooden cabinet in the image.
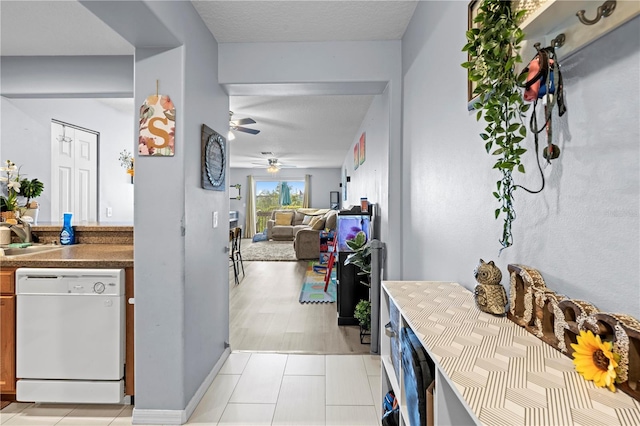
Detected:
[0,268,17,395]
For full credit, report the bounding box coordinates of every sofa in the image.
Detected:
[266,208,327,241]
[267,209,317,241]
[265,208,338,260]
[293,210,338,260]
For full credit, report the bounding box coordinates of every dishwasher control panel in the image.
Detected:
[68,279,119,295]
[16,268,124,296]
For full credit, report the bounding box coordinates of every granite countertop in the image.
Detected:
[1,244,134,268]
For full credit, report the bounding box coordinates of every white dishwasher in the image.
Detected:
[16,268,125,403]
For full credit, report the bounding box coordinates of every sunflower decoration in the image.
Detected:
[571,330,620,392]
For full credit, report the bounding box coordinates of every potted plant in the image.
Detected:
[354,299,372,343]
[344,230,372,343]
[0,160,21,220]
[19,177,44,224]
[344,230,372,285]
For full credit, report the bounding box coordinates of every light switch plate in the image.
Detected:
[213,211,218,228]
[106,207,113,217]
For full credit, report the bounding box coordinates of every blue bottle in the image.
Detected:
[60,212,75,245]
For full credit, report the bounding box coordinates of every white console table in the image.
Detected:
[381,281,640,426]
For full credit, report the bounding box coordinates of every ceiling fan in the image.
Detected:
[229,111,260,138]
[252,158,296,173]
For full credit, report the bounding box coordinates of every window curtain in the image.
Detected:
[245,175,257,237]
[303,174,310,208]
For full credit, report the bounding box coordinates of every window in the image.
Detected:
[255,180,305,232]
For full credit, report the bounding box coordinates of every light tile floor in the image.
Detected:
[1,353,381,426]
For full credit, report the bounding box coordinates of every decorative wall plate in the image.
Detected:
[201,124,226,191]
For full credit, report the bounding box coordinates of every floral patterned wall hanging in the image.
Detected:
[139,94,175,156]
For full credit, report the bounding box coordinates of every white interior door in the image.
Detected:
[51,122,98,223]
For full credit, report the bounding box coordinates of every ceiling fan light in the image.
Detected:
[267,165,279,174]
[227,130,235,141]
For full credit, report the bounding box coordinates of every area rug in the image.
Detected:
[240,239,297,261]
[299,262,337,304]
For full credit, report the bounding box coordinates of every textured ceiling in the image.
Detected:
[1,0,417,170]
[229,95,374,168]
[192,1,418,43]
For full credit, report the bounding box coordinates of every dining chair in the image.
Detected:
[235,226,244,278]
[233,227,245,278]
[229,229,239,285]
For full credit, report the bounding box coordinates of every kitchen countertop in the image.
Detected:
[1,244,134,268]
[32,224,133,232]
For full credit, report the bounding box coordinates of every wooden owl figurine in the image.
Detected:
[473,259,507,315]
[474,259,502,285]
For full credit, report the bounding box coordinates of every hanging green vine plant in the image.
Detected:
[462,0,529,252]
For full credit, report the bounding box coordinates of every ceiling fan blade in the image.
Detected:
[230,118,256,126]
[232,126,260,135]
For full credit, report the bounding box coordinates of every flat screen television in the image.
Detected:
[337,214,371,252]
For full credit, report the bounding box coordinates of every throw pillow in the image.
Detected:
[275,212,293,226]
[311,217,326,231]
[302,215,313,225]
[308,216,321,228]
[325,211,338,230]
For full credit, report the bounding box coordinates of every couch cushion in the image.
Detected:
[293,225,309,235]
[275,211,293,226]
[272,226,294,239]
[302,215,313,225]
[293,210,306,225]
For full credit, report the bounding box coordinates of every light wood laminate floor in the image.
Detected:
[230,260,370,354]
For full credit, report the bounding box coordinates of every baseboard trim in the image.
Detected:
[132,347,231,425]
[183,347,231,422]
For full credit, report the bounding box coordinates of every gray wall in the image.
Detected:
[229,167,341,234]
[1,97,134,223]
[127,2,230,412]
[341,91,390,242]
[401,2,639,317]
